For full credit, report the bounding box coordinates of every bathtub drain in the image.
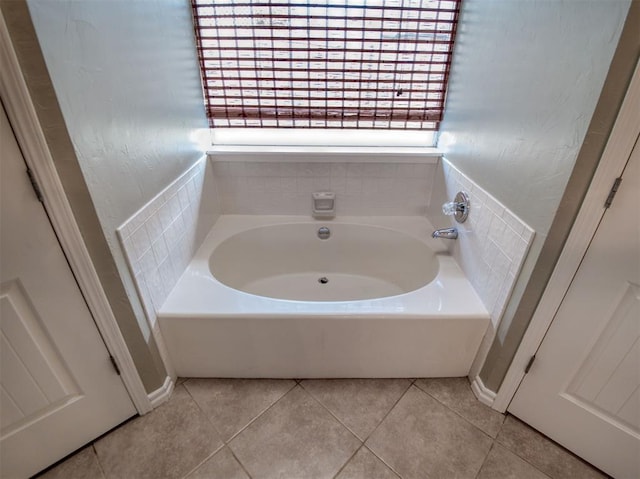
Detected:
[318,277,329,284]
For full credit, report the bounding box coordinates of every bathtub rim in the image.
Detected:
[158,215,490,320]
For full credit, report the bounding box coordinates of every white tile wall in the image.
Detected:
[117,157,220,327]
[212,160,437,216]
[440,158,535,328]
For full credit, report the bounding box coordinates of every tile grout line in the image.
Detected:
[179,446,223,479]
[480,440,555,479]
[180,380,228,445]
[492,428,567,479]
[360,379,415,443]
[297,379,421,478]
[412,380,504,441]
[90,443,109,479]
[364,382,503,479]
[362,444,404,479]
[473,441,497,479]
[180,379,298,479]
[297,380,368,442]
[330,443,367,479]
[222,380,298,445]
[226,382,359,479]
[78,415,142,479]
[177,380,227,479]
[359,382,417,476]
[228,446,255,479]
[299,378,414,443]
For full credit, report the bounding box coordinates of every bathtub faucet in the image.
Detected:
[432,227,458,240]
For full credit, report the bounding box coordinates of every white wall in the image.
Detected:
[440,0,629,239]
[26,0,208,340]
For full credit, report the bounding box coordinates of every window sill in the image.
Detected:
[206,145,442,163]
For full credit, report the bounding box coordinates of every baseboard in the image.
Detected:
[148,376,174,409]
[470,375,497,408]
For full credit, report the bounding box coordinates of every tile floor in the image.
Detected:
[37,378,607,479]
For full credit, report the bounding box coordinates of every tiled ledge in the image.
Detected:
[441,158,535,328]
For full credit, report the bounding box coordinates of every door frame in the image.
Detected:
[493,60,640,413]
[0,13,152,415]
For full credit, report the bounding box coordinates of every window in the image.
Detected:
[190,0,460,139]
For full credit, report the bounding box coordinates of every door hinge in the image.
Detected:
[524,355,536,374]
[26,168,44,203]
[604,177,622,208]
[109,355,121,376]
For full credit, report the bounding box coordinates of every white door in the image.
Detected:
[0,103,136,478]
[508,137,640,478]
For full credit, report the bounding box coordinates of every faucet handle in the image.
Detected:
[441,191,470,223]
[442,201,459,216]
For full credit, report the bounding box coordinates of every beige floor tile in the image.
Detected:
[36,446,104,479]
[414,377,505,437]
[497,415,607,479]
[229,386,361,479]
[186,447,249,479]
[335,447,400,479]
[184,378,296,441]
[477,444,550,479]
[366,385,493,479]
[301,378,411,440]
[94,385,223,479]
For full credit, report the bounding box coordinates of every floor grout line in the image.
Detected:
[90,443,108,479]
[179,445,224,479]
[180,380,228,444]
[361,380,415,472]
[362,382,499,479]
[180,379,297,479]
[297,380,367,442]
[473,441,496,479]
[175,381,228,479]
[492,420,583,479]
[298,378,414,443]
[222,379,298,445]
[360,379,414,443]
[504,443,555,479]
[330,443,366,479]
[411,379,504,441]
[362,444,404,479]
[228,446,255,479]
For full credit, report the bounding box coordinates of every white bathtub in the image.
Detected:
[158,215,490,378]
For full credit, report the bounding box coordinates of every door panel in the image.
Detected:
[1,280,81,436]
[509,138,640,479]
[0,103,136,478]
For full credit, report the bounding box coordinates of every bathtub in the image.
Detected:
[158,215,490,378]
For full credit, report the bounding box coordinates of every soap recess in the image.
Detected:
[312,192,335,218]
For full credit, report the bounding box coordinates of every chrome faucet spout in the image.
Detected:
[432,227,458,240]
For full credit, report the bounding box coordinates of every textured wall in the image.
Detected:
[440,0,630,238]
[439,0,631,390]
[26,0,208,359]
[1,0,170,392]
[480,3,640,392]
